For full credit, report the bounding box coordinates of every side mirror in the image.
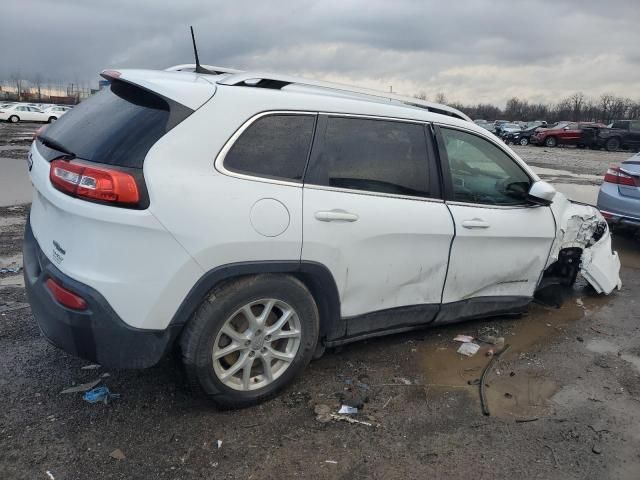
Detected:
[528,181,556,206]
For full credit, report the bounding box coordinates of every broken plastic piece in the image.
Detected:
[60,379,101,394]
[338,405,358,415]
[457,342,480,357]
[83,386,120,404]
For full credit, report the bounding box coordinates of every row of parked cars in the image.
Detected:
[475,119,640,152]
[0,102,72,123]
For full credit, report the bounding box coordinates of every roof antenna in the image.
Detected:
[190,26,213,74]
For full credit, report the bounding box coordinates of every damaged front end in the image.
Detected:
[538,194,622,295]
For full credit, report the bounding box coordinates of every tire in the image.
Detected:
[8,115,19,123]
[180,274,319,408]
[605,137,621,152]
[519,137,529,146]
[48,116,57,123]
[544,136,557,147]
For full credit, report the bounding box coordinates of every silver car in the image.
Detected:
[597,152,640,228]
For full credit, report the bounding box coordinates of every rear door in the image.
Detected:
[302,115,454,337]
[560,123,581,144]
[435,126,556,322]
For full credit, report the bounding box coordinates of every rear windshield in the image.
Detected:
[40,80,192,168]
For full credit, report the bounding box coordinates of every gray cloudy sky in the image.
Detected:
[2,0,639,106]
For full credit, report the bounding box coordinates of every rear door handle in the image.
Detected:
[315,210,359,222]
[462,218,490,229]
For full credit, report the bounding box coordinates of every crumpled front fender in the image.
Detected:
[547,194,622,294]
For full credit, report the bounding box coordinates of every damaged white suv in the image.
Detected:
[24,65,621,408]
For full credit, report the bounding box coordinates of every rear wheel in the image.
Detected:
[180,274,319,408]
[605,137,621,152]
[8,115,19,123]
[544,136,557,147]
[519,137,529,146]
[48,116,57,123]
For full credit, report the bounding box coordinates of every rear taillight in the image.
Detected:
[46,278,87,310]
[50,159,140,205]
[603,166,637,187]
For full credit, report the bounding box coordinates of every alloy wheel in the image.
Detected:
[212,298,302,391]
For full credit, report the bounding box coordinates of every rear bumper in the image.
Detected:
[23,220,181,368]
[597,184,640,228]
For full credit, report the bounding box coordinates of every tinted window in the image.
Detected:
[39,80,191,168]
[631,121,640,130]
[441,128,532,205]
[224,114,315,181]
[306,117,430,197]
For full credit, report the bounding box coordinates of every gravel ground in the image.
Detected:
[1,122,640,479]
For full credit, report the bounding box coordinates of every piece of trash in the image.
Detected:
[46,471,55,480]
[330,413,376,427]
[592,444,603,455]
[60,379,101,394]
[81,364,101,370]
[338,405,358,415]
[325,460,338,464]
[109,448,126,460]
[457,342,480,357]
[394,377,412,385]
[454,335,474,343]
[576,336,584,342]
[486,349,495,357]
[504,392,513,399]
[83,386,120,404]
[216,440,222,449]
[101,373,111,379]
[0,266,23,274]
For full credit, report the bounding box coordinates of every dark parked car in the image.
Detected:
[531,122,606,147]
[596,120,640,152]
[503,124,542,146]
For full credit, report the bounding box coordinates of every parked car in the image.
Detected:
[0,104,50,123]
[498,123,522,138]
[503,124,541,146]
[597,151,640,228]
[42,106,71,122]
[531,122,606,147]
[595,120,640,152]
[24,66,621,408]
[477,121,497,134]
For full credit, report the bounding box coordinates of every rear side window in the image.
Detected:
[40,80,192,168]
[224,114,316,182]
[305,117,431,197]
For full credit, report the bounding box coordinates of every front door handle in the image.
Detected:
[315,210,359,222]
[462,218,490,229]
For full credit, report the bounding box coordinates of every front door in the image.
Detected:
[302,115,454,337]
[435,126,556,322]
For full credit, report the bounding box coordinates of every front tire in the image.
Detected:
[519,137,529,146]
[180,274,319,408]
[605,137,621,152]
[545,136,557,147]
[8,115,19,123]
[48,116,57,123]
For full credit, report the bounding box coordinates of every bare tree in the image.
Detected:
[414,91,428,101]
[9,73,23,101]
[434,92,447,104]
[33,73,43,102]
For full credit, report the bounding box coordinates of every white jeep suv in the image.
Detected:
[24,65,621,408]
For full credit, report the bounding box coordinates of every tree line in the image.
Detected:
[416,92,640,124]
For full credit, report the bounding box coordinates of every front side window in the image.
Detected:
[305,117,431,197]
[224,114,316,182]
[440,128,532,205]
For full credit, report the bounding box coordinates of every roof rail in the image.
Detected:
[218,71,471,121]
[165,64,244,75]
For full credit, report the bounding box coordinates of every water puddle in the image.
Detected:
[613,235,640,270]
[548,183,599,204]
[531,166,603,183]
[419,294,609,420]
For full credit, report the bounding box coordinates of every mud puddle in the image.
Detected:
[613,235,640,269]
[419,293,609,420]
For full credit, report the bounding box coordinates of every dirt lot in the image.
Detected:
[1,122,640,479]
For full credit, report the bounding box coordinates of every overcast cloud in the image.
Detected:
[2,0,638,106]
